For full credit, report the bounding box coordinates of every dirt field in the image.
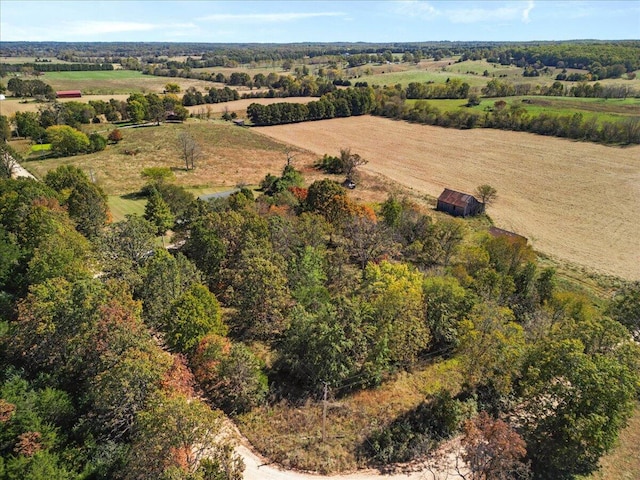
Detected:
[257,116,640,281]
[185,97,313,116]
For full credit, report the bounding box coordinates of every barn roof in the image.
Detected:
[56,90,82,96]
[438,188,478,208]
[489,226,528,243]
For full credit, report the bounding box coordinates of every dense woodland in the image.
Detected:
[1,149,639,479]
[1,40,640,479]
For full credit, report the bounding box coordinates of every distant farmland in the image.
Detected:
[257,115,640,281]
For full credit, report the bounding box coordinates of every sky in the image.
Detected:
[0,0,638,43]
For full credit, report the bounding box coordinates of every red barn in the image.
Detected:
[56,90,82,98]
[437,188,484,217]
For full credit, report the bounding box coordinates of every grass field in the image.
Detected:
[18,120,314,196]
[38,70,214,95]
[406,96,640,125]
[108,195,147,222]
[256,115,640,281]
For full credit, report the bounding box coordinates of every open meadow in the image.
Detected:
[36,70,218,95]
[20,120,319,195]
[256,115,640,281]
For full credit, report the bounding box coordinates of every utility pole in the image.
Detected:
[322,382,328,443]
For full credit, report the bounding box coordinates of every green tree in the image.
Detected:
[458,303,526,396]
[516,339,639,479]
[98,214,156,287]
[144,188,174,236]
[228,247,291,339]
[608,281,640,339]
[423,275,474,351]
[193,337,268,415]
[44,165,109,239]
[141,166,175,185]
[88,132,107,152]
[475,184,498,213]
[364,261,430,367]
[45,125,90,157]
[128,393,243,480]
[166,283,226,354]
[137,249,201,329]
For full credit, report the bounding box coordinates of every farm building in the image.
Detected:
[437,188,484,217]
[0,94,5,101]
[56,90,82,99]
[489,226,528,244]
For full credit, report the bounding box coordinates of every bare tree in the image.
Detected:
[177,131,202,170]
[340,147,368,183]
[284,147,299,167]
[1,149,18,179]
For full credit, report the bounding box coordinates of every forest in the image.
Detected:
[1,150,639,479]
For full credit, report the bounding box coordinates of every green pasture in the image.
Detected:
[406,96,639,124]
[363,70,488,88]
[30,143,51,152]
[42,70,143,81]
[108,195,147,222]
[39,70,211,95]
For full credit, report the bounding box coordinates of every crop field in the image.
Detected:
[38,70,214,95]
[256,115,640,281]
[185,96,313,117]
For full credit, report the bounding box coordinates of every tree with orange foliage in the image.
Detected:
[459,411,531,480]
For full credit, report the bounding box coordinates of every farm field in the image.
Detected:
[37,70,216,95]
[257,115,640,281]
[185,96,313,116]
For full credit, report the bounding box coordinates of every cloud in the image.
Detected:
[199,12,345,23]
[394,0,439,19]
[522,0,535,23]
[63,20,196,36]
[393,0,536,24]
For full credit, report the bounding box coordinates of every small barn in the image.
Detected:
[56,90,82,99]
[489,226,528,244]
[437,188,483,217]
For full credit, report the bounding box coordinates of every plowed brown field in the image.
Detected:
[258,116,640,281]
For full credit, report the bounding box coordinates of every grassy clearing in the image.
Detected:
[30,143,51,152]
[0,56,74,64]
[236,359,463,474]
[38,70,214,95]
[107,195,147,222]
[18,120,302,196]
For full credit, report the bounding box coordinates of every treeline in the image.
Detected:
[406,78,470,99]
[247,86,376,125]
[461,41,640,73]
[5,77,55,99]
[375,96,640,145]
[481,78,638,99]
[0,62,113,75]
